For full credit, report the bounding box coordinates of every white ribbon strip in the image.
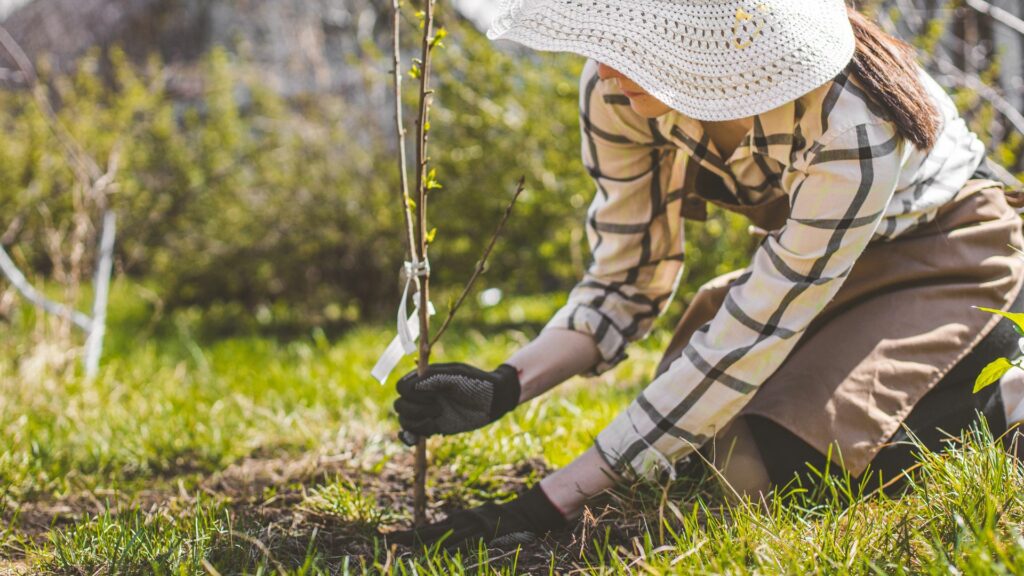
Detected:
[371,259,435,384]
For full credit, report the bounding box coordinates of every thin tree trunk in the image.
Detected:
[411,0,437,528]
[84,209,116,379]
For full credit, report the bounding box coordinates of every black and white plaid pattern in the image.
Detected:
[545,59,986,478]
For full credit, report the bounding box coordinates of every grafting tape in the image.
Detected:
[371,258,436,385]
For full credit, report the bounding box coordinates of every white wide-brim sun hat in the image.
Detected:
[486,0,856,122]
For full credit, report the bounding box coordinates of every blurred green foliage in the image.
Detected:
[0,6,1017,335]
[0,12,596,331]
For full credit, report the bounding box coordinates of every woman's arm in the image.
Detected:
[394,59,683,442]
[504,328,602,403]
[534,58,686,378]
[493,57,687,405]
[539,445,621,517]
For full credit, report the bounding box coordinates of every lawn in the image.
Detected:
[2,283,1024,574]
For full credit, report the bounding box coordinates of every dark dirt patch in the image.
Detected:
[2,445,644,572]
[1,442,723,573]
[207,450,572,571]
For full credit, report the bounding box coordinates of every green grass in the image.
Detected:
[43,499,239,575]
[3,283,1024,574]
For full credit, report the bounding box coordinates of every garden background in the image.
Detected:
[2,0,1024,573]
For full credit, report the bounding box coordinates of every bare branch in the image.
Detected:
[883,1,1024,153]
[0,66,26,87]
[93,142,123,205]
[392,0,417,280]
[932,54,1024,136]
[430,177,526,348]
[0,243,92,331]
[0,24,122,377]
[964,0,1024,36]
[0,24,102,184]
[2,214,24,245]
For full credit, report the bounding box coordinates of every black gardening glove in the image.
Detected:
[394,363,521,440]
[389,484,567,550]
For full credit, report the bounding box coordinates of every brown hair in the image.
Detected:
[846,7,940,150]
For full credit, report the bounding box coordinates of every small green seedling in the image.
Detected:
[973,305,1024,392]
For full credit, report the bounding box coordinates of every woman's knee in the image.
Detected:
[704,417,772,500]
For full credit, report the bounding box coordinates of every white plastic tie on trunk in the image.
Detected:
[371,258,435,384]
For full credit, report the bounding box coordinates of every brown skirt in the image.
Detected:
[656,179,1024,476]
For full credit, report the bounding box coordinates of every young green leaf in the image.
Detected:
[425,227,437,244]
[975,357,1014,393]
[423,168,443,190]
[974,306,1024,336]
[405,196,416,212]
[430,28,448,50]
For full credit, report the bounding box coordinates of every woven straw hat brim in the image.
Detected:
[487,0,856,121]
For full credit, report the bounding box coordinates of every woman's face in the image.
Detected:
[596,62,673,118]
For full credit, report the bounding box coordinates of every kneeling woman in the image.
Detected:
[392,0,1024,546]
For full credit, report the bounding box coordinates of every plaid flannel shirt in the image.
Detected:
[546,59,986,478]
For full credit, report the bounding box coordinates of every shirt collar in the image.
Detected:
[746,99,798,166]
[656,98,797,168]
[655,112,735,190]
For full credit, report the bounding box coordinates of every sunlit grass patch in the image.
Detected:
[300,477,404,534]
[40,498,248,575]
[559,423,1024,575]
[0,282,669,500]
[7,286,1024,573]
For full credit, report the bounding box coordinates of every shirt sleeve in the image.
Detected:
[595,120,906,479]
[541,59,686,376]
